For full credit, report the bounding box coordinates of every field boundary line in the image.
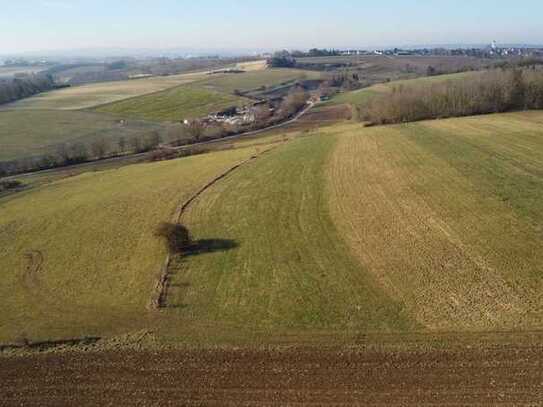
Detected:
[149,142,285,309]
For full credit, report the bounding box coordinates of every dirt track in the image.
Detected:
[2,344,543,406]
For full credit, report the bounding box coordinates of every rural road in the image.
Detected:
[4,102,316,182]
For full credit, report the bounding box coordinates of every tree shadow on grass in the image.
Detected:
[183,239,239,257]
[165,238,239,309]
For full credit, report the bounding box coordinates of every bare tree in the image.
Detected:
[187,120,204,142]
[279,87,308,118]
[118,136,127,153]
[130,136,143,153]
[91,138,108,159]
[69,143,88,163]
[252,104,272,126]
[56,143,71,164]
[146,131,162,150]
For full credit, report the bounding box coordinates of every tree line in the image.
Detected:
[0,74,62,105]
[361,68,543,125]
[0,132,163,177]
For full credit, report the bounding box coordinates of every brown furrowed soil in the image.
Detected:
[2,339,543,406]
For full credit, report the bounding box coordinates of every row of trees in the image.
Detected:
[0,132,163,177]
[361,69,543,125]
[0,74,59,105]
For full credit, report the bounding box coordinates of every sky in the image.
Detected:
[2,0,543,55]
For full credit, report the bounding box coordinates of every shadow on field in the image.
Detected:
[184,239,239,256]
[164,238,239,309]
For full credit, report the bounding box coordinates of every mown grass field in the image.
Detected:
[3,109,543,344]
[168,110,543,334]
[0,109,165,161]
[328,111,543,331]
[2,71,211,110]
[93,68,320,122]
[0,146,259,342]
[200,68,321,94]
[94,85,249,122]
[169,132,413,331]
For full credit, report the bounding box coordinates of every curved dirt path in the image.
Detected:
[150,143,284,309]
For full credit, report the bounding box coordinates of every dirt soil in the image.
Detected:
[2,343,543,406]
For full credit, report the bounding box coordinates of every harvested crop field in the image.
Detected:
[94,84,249,122]
[2,337,543,406]
[200,68,321,94]
[0,109,164,161]
[328,111,543,331]
[2,71,210,110]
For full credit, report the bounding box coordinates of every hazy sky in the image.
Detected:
[2,0,543,54]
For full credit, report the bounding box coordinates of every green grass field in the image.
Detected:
[0,110,164,161]
[3,109,543,344]
[2,71,211,110]
[172,132,411,331]
[0,146,259,342]
[93,68,320,122]
[200,68,322,94]
[94,85,249,122]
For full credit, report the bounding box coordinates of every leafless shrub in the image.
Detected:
[90,138,109,159]
[362,69,543,125]
[187,120,204,142]
[0,179,23,192]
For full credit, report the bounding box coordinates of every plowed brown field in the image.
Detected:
[2,340,543,406]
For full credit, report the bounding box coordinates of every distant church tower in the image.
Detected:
[491,40,498,50]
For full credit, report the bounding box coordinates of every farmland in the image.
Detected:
[4,111,543,343]
[94,85,249,122]
[0,66,46,79]
[172,132,412,330]
[3,337,543,406]
[200,68,321,94]
[93,68,319,122]
[3,65,543,404]
[1,71,211,110]
[0,109,165,161]
[328,112,543,331]
[0,145,260,342]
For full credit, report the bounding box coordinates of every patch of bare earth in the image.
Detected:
[2,342,543,406]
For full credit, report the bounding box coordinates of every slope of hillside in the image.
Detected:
[2,71,211,110]
[328,112,543,331]
[170,132,412,331]
[93,85,249,122]
[3,110,543,345]
[0,109,165,161]
[0,146,259,342]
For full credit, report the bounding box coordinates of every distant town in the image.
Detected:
[336,42,543,58]
[2,43,543,67]
[275,42,543,59]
